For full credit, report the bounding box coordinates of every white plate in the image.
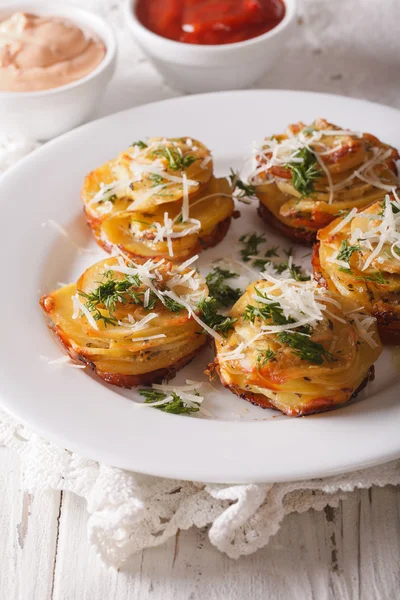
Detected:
[1,90,400,483]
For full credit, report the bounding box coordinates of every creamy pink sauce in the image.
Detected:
[0,12,106,92]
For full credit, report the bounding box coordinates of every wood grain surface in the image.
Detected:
[1,447,399,600]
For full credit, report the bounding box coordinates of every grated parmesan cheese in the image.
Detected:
[329,208,359,235]
[71,293,99,330]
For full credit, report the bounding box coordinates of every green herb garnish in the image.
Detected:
[205,267,242,309]
[149,173,164,186]
[252,246,280,269]
[162,295,184,313]
[152,146,196,171]
[337,240,360,263]
[239,233,266,262]
[379,200,400,216]
[274,260,311,281]
[97,189,118,204]
[197,297,237,337]
[277,331,332,365]
[77,270,159,326]
[256,349,277,369]
[79,273,141,315]
[131,140,148,149]
[243,288,290,325]
[139,389,200,414]
[229,169,256,200]
[285,147,321,197]
[356,271,387,285]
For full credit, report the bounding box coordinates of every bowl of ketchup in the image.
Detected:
[125,0,297,93]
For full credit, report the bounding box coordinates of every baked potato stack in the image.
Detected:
[251,119,398,244]
[82,137,235,262]
[208,276,382,416]
[313,192,400,343]
[40,125,396,416]
[40,255,211,386]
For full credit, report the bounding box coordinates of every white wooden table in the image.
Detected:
[2,1,400,597]
[2,447,400,599]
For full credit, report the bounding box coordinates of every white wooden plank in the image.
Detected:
[52,491,143,600]
[359,486,400,599]
[2,446,400,600]
[0,447,61,600]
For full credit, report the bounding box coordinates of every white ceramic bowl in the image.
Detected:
[125,0,297,93]
[0,2,117,140]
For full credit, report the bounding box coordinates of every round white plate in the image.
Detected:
[1,90,400,483]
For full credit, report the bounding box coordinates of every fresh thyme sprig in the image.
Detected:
[197,297,237,337]
[277,331,333,365]
[205,267,242,309]
[139,389,200,414]
[285,147,322,197]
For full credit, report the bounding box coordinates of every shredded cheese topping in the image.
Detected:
[71,252,223,342]
[250,124,396,205]
[137,380,206,411]
[348,193,400,270]
[330,208,359,235]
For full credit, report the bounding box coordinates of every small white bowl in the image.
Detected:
[0,2,117,141]
[125,0,297,94]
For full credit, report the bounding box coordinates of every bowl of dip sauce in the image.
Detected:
[0,3,117,140]
[125,0,296,93]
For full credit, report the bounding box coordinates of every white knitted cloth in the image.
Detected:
[2,408,400,567]
[1,0,400,569]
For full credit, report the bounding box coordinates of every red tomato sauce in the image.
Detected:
[136,0,286,45]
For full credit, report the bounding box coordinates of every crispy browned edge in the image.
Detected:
[39,296,208,388]
[85,210,240,263]
[206,360,375,417]
[311,242,328,287]
[257,201,317,246]
[312,242,400,344]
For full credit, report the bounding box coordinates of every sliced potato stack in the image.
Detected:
[251,119,398,244]
[314,192,400,343]
[40,255,209,386]
[82,137,235,262]
[208,276,382,416]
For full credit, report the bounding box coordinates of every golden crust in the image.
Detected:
[207,361,375,416]
[206,361,274,409]
[53,322,205,387]
[311,242,328,286]
[88,214,233,263]
[258,200,317,245]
